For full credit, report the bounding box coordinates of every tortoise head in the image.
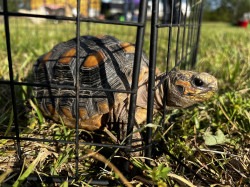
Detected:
[165,70,218,108]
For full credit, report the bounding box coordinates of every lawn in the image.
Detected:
[0,18,249,186]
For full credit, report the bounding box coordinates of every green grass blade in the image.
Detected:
[13,149,51,187]
[60,179,69,187]
[28,99,44,124]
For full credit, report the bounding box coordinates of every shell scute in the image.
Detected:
[83,50,105,67]
[34,35,149,130]
[58,48,76,64]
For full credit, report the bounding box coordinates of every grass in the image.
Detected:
[0,18,249,186]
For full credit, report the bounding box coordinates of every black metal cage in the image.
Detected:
[0,0,204,185]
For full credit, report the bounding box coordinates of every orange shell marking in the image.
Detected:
[79,108,88,120]
[61,107,74,119]
[120,42,135,53]
[97,101,110,114]
[41,51,52,63]
[83,51,105,67]
[59,48,76,64]
[46,104,57,115]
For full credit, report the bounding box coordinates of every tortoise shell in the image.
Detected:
[34,35,150,131]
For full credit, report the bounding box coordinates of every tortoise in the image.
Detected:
[33,35,218,143]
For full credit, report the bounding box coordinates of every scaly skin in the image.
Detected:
[113,69,218,144]
[132,69,218,125]
[164,70,218,109]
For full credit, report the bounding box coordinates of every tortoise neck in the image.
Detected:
[136,73,167,111]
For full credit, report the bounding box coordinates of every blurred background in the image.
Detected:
[1,0,250,24]
[203,0,250,26]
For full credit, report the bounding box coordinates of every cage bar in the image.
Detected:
[0,0,205,185]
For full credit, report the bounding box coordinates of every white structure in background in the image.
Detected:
[106,0,191,21]
[147,0,191,19]
[180,0,191,18]
[242,12,250,21]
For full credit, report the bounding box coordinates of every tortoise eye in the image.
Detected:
[193,77,204,87]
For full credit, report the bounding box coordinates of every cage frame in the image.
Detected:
[0,0,206,185]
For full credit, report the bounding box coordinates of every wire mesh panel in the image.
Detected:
[0,0,204,185]
[145,0,204,158]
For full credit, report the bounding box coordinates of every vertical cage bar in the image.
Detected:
[3,0,21,159]
[181,0,188,61]
[191,0,204,67]
[0,0,205,183]
[189,0,195,54]
[189,1,197,66]
[159,0,175,160]
[185,1,193,65]
[145,0,160,163]
[189,0,197,66]
[74,0,81,178]
[126,0,147,149]
[174,0,183,66]
[166,0,175,71]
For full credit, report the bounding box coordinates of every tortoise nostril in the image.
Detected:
[176,85,185,94]
[193,78,204,87]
